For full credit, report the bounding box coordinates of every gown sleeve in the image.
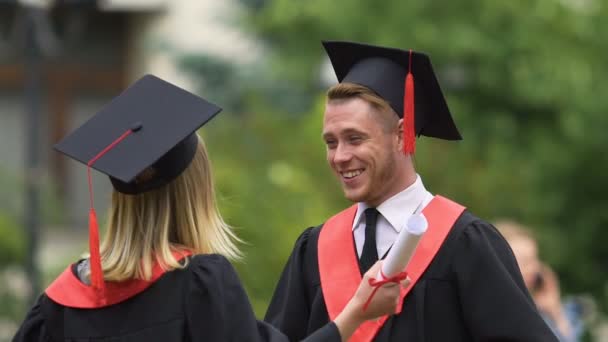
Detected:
[264,227,319,341]
[12,296,52,342]
[186,253,339,342]
[452,220,559,341]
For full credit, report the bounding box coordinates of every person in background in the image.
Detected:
[497,220,584,342]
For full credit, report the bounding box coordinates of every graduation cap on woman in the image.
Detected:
[48,75,221,307]
[322,41,462,154]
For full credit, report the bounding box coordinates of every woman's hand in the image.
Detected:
[334,261,411,341]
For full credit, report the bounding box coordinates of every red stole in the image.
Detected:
[318,195,465,341]
[45,250,192,309]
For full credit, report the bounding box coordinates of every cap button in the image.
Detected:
[130,121,143,132]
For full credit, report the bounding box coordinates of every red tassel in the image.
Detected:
[88,208,105,297]
[403,50,415,154]
[84,128,133,304]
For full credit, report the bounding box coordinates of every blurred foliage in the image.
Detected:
[0,213,24,268]
[0,167,66,225]
[180,54,315,115]
[182,0,608,319]
[0,169,22,216]
[0,166,63,335]
[0,210,26,335]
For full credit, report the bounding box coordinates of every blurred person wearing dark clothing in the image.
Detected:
[12,75,404,342]
[264,41,558,341]
[497,221,585,342]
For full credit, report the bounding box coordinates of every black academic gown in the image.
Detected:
[265,210,559,341]
[13,254,339,342]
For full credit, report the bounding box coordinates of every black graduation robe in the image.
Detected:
[13,254,340,342]
[264,210,559,341]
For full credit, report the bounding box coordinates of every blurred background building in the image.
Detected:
[1,0,607,340]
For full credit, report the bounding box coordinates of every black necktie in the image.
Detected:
[359,208,380,274]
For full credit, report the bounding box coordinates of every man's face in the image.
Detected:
[322,98,401,206]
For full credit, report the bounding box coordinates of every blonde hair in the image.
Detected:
[494,220,536,245]
[97,135,241,282]
[327,82,399,132]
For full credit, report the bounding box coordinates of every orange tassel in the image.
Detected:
[403,50,415,154]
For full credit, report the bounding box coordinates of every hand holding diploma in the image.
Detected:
[363,213,428,312]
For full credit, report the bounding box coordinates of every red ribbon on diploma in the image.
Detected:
[362,270,408,311]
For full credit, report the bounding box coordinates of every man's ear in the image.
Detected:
[396,118,404,151]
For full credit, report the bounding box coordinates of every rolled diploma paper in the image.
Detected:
[378,213,428,279]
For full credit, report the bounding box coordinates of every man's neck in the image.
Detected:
[365,169,417,207]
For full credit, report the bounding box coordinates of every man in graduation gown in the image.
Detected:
[264,41,559,341]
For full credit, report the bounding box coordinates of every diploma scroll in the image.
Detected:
[378,213,428,279]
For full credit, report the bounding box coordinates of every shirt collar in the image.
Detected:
[352,174,430,232]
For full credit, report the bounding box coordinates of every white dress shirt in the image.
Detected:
[352,175,433,258]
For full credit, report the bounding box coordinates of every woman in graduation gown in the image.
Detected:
[12,75,403,342]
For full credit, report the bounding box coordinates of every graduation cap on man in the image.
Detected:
[322,41,462,154]
[47,75,221,307]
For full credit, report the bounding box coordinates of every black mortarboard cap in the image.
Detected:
[322,41,462,147]
[54,74,222,194]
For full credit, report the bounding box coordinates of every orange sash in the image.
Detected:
[318,195,465,341]
[46,250,192,308]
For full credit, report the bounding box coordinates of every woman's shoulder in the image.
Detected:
[187,253,232,270]
[184,253,239,284]
[181,254,247,310]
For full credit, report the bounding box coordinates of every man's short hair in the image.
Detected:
[326,82,399,132]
